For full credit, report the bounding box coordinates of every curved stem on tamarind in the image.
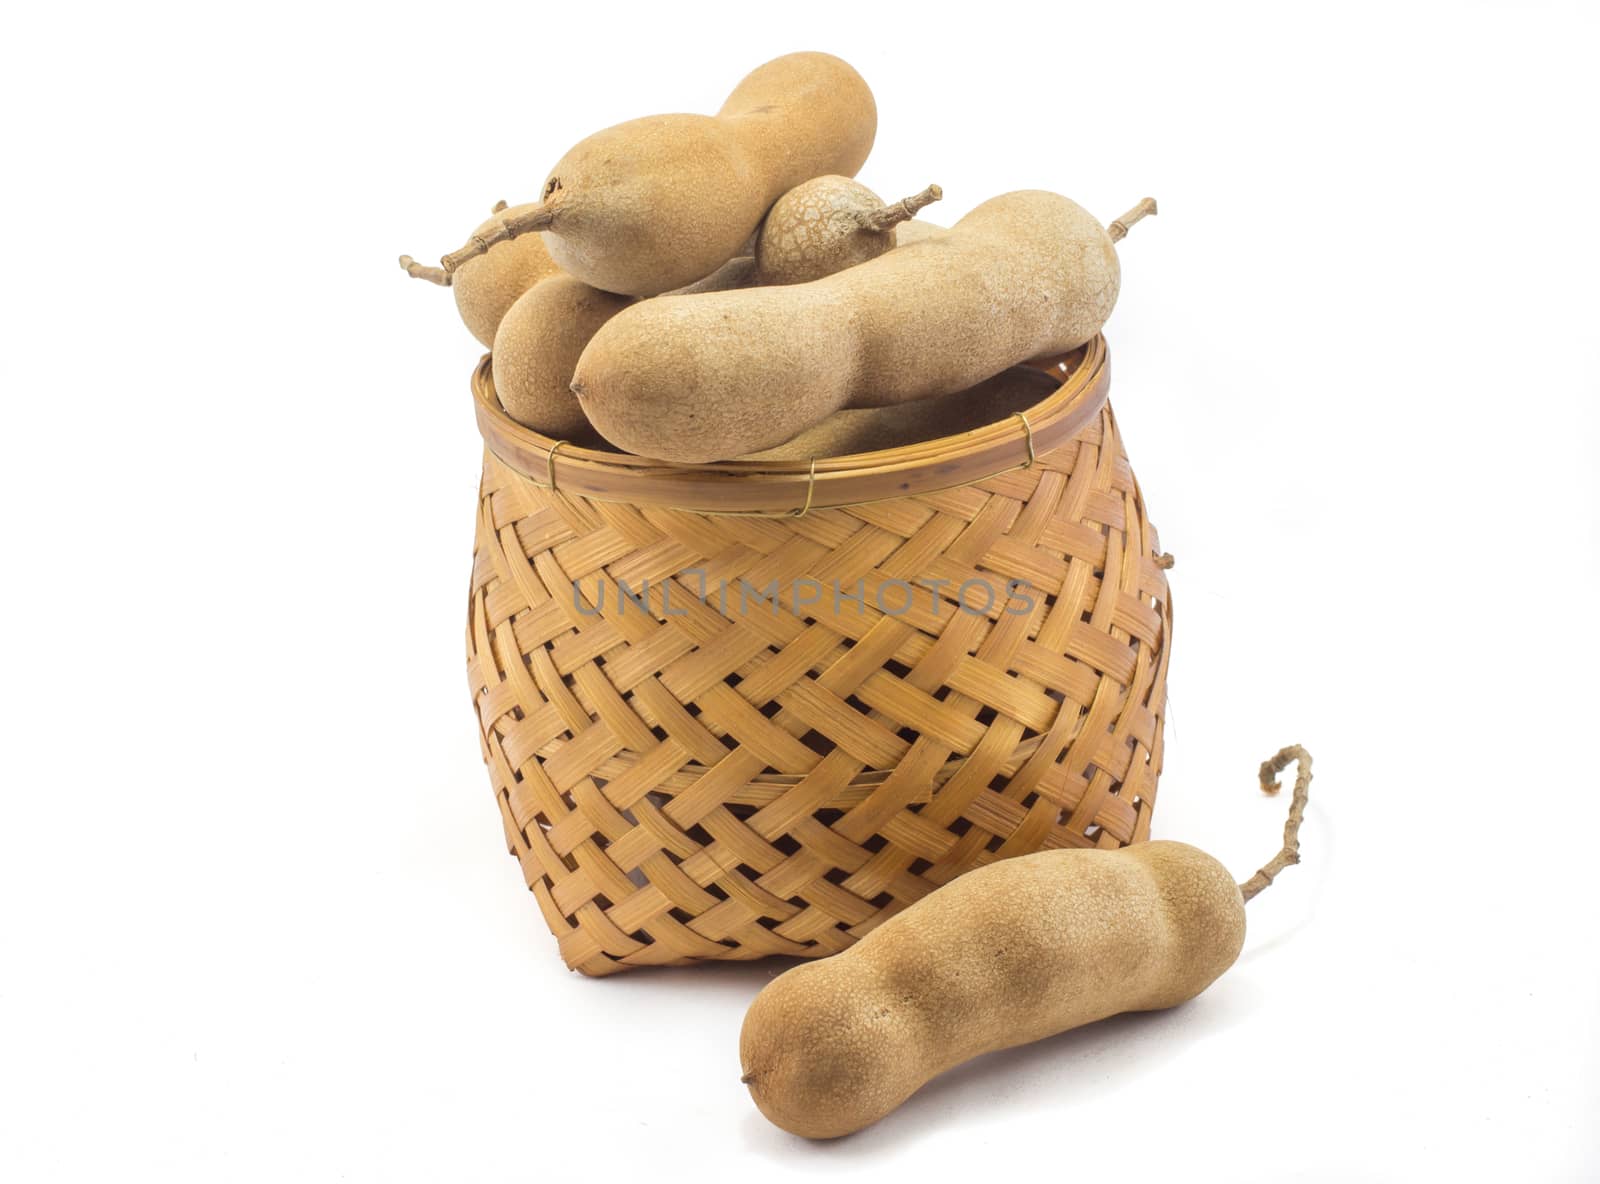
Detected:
[858,184,944,233]
[1107,197,1158,243]
[440,203,557,274]
[1238,744,1314,902]
[399,255,451,286]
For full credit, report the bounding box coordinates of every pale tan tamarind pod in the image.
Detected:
[400,201,561,347]
[492,256,759,436]
[572,192,1158,462]
[755,178,943,284]
[739,745,1314,1140]
[436,53,877,297]
[492,279,632,437]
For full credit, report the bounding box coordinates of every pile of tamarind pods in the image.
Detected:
[402,51,1154,462]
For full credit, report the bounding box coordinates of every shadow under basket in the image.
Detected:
[466,336,1172,975]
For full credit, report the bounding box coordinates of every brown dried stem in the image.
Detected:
[491,199,508,213]
[441,203,556,274]
[1238,744,1314,902]
[398,254,451,287]
[859,184,943,233]
[1107,197,1158,243]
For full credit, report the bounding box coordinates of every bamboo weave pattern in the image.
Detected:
[467,403,1171,974]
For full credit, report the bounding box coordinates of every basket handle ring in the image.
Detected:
[791,457,818,518]
[544,439,569,492]
[1014,411,1037,469]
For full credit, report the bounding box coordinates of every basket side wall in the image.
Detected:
[466,403,1171,974]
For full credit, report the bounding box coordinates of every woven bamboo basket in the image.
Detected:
[465,336,1172,975]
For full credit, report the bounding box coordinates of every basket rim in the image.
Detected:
[471,336,1112,515]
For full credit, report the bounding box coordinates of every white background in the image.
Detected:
[3,2,1597,1179]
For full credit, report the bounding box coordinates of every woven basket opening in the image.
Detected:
[470,342,1109,515]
